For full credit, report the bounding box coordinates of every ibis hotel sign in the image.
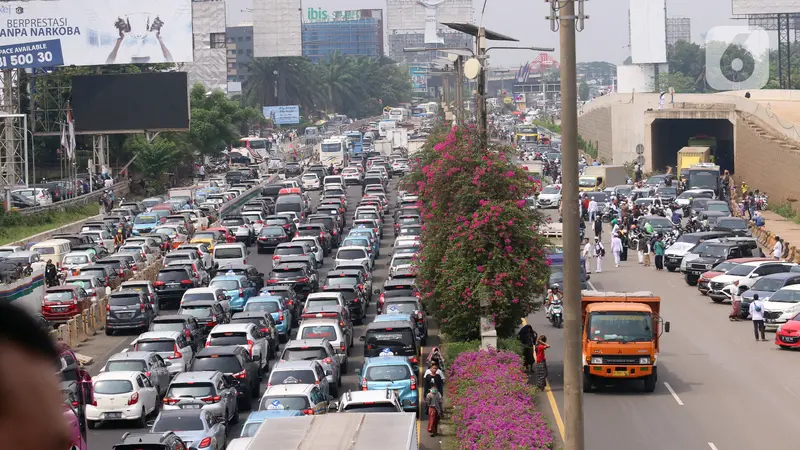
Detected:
[306,8,363,22]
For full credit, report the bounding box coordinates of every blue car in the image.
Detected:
[131,213,161,235]
[348,229,380,256]
[357,356,419,412]
[244,295,292,341]
[740,272,800,317]
[240,410,304,438]
[208,273,256,312]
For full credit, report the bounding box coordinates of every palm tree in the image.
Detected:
[318,51,358,112]
[244,57,321,110]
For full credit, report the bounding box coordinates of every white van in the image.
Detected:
[31,239,71,266]
[213,243,250,269]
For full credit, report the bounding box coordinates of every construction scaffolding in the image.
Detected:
[0,69,28,189]
[666,17,691,46]
[742,13,800,89]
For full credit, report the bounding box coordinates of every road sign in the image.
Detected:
[636,144,644,155]
[636,155,645,165]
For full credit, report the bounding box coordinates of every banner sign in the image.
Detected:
[0,0,194,68]
[409,66,427,92]
[263,105,300,125]
[305,8,363,22]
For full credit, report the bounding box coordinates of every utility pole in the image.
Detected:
[547,0,587,449]
[455,56,464,124]
[476,26,487,138]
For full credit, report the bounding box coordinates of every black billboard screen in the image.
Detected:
[71,72,189,133]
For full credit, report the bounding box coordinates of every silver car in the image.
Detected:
[162,371,238,424]
[280,338,342,396]
[100,351,171,397]
[150,409,226,450]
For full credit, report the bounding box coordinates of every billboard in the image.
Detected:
[386,0,473,32]
[304,8,364,23]
[409,67,427,92]
[263,106,300,125]
[254,0,302,57]
[732,0,800,15]
[629,0,667,64]
[71,72,189,133]
[0,0,193,69]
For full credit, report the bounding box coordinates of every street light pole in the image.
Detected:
[476,27,487,138]
[549,0,586,449]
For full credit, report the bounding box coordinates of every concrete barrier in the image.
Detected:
[18,181,131,216]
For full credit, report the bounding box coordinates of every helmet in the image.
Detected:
[552,283,560,290]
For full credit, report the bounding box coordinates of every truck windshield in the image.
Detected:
[587,312,654,342]
[578,178,596,188]
[688,171,718,190]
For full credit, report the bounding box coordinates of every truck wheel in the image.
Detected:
[644,373,657,392]
[684,275,698,286]
[666,266,676,272]
[582,373,593,393]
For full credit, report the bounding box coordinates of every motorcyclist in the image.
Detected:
[114,227,125,249]
[45,259,58,287]
[671,206,681,226]
[328,163,335,175]
[545,284,563,319]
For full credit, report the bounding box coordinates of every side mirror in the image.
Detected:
[664,321,671,333]
[359,335,366,342]
[354,368,361,375]
[325,369,333,376]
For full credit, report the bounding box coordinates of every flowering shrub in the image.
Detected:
[405,126,550,340]
[449,349,554,449]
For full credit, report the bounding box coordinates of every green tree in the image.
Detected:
[652,71,697,93]
[579,81,590,101]
[184,84,262,157]
[125,135,180,194]
[318,51,358,112]
[244,57,322,110]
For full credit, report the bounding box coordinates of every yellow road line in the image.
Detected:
[418,345,423,446]
[522,318,566,442]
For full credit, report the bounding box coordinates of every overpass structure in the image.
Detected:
[577,89,800,213]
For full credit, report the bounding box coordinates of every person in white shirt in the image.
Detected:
[588,199,598,223]
[593,237,605,273]
[610,233,623,268]
[773,236,783,260]
[581,238,593,273]
[749,294,766,341]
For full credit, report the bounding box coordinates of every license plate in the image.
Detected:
[766,319,776,323]
[167,283,179,287]
[612,370,627,376]
[52,306,68,311]
[105,412,122,419]
[180,404,202,409]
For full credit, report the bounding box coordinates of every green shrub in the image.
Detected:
[0,204,99,245]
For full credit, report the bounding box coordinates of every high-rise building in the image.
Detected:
[666,17,691,46]
[253,0,302,57]
[226,25,254,84]
[386,0,474,65]
[301,9,384,63]
[184,0,227,91]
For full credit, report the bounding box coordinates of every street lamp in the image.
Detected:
[273,70,279,105]
[403,47,475,124]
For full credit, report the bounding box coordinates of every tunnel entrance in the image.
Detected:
[651,118,734,174]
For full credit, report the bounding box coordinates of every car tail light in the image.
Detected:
[259,237,267,241]
[260,327,270,333]
[297,277,309,283]
[128,392,139,405]
[409,356,418,364]
[169,345,182,360]
[279,313,285,322]
[272,255,280,260]
[132,264,138,271]
[198,437,213,448]
[410,375,417,391]
[247,339,255,357]
[207,320,217,327]
[232,370,247,379]
[379,293,385,305]
[154,281,165,287]
[162,397,180,405]
[117,269,124,276]
[140,303,145,312]
[283,224,291,229]
[361,377,368,390]
[105,304,110,312]
[416,311,424,321]
[268,279,278,284]
[90,400,97,407]
[332,230,337,235]
[144,371,151,378]
[184,329,191,339]
[358,284,363,290]
[104,276,110,286]
[238,288,244,296]
[340,342,346,352]
[181,280,193,285]
[201,395,222,403]
[323,357,332,364]
[302,408,315,415]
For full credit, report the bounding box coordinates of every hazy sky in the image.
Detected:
[226,0,742,67]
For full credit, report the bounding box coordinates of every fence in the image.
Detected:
[18,181,131,216]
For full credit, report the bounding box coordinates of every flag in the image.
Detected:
[59,122,67,153]
[66,102,76,160]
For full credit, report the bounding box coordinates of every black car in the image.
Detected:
[105,290,154,335]
[153,267,197,308]
[230,312,280,357]
[256,225,291,253]
[221,264,265,291]
[258,284,302,324]
[684,241,756,285]
[295,223,333,255]
[226,170,245,184]
[190,346,260,408]
[264,215,297,238]
[261,184,285,201]
[325,269,371,304]
[321,285,366,324]
[177,299,229,332]
[285,161,302,176]
[307,215,341,246]
[268,263,318,296]
[114,431,189,450]
[149,314,205,350]
[713,217,751,237]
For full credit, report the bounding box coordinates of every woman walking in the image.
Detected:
[518,324,537,373]
[426,386,444,437]
[594,215,603,240]
[535,335,550,390]
[654,235,665,271]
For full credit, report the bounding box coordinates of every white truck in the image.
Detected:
[374,139,393,156]
[378,119,397,138]
[244,413,418,450]
[388,128,408,149]
[408,139,426,156]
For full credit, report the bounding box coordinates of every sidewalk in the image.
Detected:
[746,209,800,262]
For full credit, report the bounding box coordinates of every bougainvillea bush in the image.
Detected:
[404,125,550,340]
[449,349,554,449]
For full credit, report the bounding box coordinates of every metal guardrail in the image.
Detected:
[18,181,131,216]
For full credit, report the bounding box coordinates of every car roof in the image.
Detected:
[262,384,316,395]
[366,320,413,330]
[171,371,219,382]
[742,261,790,267]
[209,323,254,333]
[108,351,155,361]
[383,278,417,287]
[273,262,307,270]
[134,331,181,341]
[272,360,319,370]
[94,370,141,381]
[778,284,800,292]
[727,257,772,263]
[249,295,283,303]
[298,318,340,327]
[185,287,222,294]
[364,355,413,366]
[284,339,329,349]
[196,345,242,357]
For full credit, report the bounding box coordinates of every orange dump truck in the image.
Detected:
[581,291,670,393]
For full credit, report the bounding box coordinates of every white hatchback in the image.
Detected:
[302,173,321,190]
[86,371,159,428]
[206,323,269,372]
[335,246,372,271]
[291,236,324,267]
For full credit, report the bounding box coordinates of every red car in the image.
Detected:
[42,285,92,323]
[697,257,773,295]
[207,226,237,244]
[776,312,800,348]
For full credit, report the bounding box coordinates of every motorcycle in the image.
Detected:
[550,300,563,328]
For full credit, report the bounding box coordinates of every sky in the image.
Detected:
[225,0,742,67]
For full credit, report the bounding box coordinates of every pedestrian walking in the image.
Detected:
[594,216,603,240]
[643,235,652,267]
[198,164,205,181]
[654,235,666,271]
[611,233,623,267]
[425,386,444,437]
[423,364,444,398]
[658,92,666,110]
[535,335,550,390]
[773,236,783,260]
[594,237,605,273]
[588,197,598,223]
[518,324,537,373]
[582,238,593,273]
[749,294,767,341]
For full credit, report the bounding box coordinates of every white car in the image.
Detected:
[132,331,195,375]
[301,173,321,190]
[292,236,324,267]
[337,389,403,412]
[708,261,796,302]
[86,371,159,428]
[391,159,410,174]
[323,175,345,188]
[389,254,414,278]
[537,185,562,209]
[241,211,267,235]
[118,244,158,265]
[273,242,312,265]
[206,323,269,372]
[675,189,715,207]
[177,209,210,230]
[61,251,96,273]
[341,168,363,185]
[176,243,214,270]
[764,285,800,331]
[335,246,372,271]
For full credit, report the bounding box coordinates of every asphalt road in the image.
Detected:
[86,175,438,450]
[530,206,800,450]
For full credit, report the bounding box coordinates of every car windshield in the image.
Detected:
[152,414,204,432]
[273,269,304,279]
[63,255,88,264]
[209,280,240,290]
[244,301,280,313]
[301,325,337,340]
[242,214,261,223]
[391,257,413,267]
[192,355,243,373]
[221,219,244,226]
[261,227,285,236]
[134,215,158,224]
[342,239,368,248]
[276,247,305,256]
[365,329,415,347]
[689,241,717,254]
[193,232,217,241]
[766,288,800,303]
[541,186,560,195]
[366,364,411,382]
[45,292,74,302]
[166,383,215,398]
[135,340,175,352]
[646,217,673,228]
[325,277,358,287]
[701,245,729,258]
[208,332,249,346]
[342,403,399,413]
[725,264,757,277]
[751,277,787,292]
[383,302,418,314]
[717,219,746,229]
[338,249,367,259]
[270,370,316,385]
[151,321,186,332]
[178,306,213,318]
[713,261,739,272]
[105,360,147,372]
[675,234,705,245]
[259,396,310,411]
[215,248,243,259]
[585,193,608,202]
[109,295,140,306]
[707,203,730,212]
[94,380,133,395]
[282,347,327,361]
[587,312,654,342]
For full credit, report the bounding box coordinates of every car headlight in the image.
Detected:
[639,357,651,365]
[590,356,602,364]
[777,325,784,333]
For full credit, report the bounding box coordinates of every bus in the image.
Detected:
[318,136,348,169]
[389,107,410,122]
[345,131,363,156]
[514,125,539,145]
[238,137,271,162]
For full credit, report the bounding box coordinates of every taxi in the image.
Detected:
[208,272,257,313]
[190,230,225,251]
[243,295,293,342]
[257,384,330,416]
[356,354,418,412]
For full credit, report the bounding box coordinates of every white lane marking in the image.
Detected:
[121,348,128,352]
[663,382,684,406]
[708,443,719,450]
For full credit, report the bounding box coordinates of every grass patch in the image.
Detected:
[0,204,99,245]
[533,119,561,135]
[769,201,800,224]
